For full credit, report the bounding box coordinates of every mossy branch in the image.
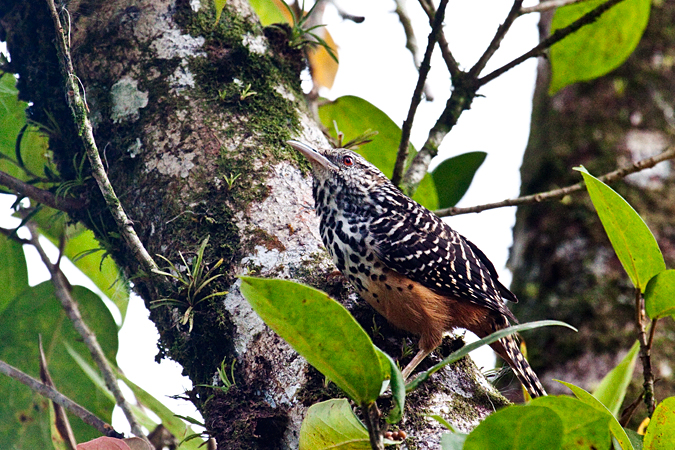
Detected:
[45,0,158,274]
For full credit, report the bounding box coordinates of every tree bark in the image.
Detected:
[509,5,675,416]
[0,0,509,448]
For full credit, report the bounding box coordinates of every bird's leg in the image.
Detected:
[401,347,432,380]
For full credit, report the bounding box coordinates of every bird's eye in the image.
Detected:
[342,155,354,167]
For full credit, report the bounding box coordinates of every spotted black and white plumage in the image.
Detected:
[288,140,546,397]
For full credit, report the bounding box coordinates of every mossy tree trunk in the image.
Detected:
[0,0,509,448]
[509,5,675,414]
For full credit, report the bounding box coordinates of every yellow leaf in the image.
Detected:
[307,30,339,89]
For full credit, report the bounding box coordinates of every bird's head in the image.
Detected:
[287,140,387,195]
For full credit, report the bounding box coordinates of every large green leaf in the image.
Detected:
[0,236,28,315]
[645,270,675,320]
[593,340,640,417]
[549,0,651,94]
[318,95,439,209]
[0,282,118,447]
[463,405,563,450]
[531,396,612,449]
[239,276,385,404]
[558,380,634,450]
[431,152,486,209]
[643,397,675,450]
[577,168,665,292]
[299,399,370,450]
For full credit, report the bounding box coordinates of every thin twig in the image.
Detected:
[520,0,590,15]
[394,0,434,101]
[418,0,460,78]
[392,0,449,187]
[635,289,656,416]
[0,170,83,212]
[0,359,120,437]
[479,0,626,86]
[469,1,524,78]
[28,225,148,440]
[399,83,475,195]
[0,226,31,244]
[39,336,78,450]
[45,0,158,274]
[435,145,675,217]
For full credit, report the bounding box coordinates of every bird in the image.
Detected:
[287,140,546,398]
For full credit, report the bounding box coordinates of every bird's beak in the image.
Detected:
[287,140,336,170]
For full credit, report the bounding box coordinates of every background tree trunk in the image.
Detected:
[509,4,675,417]
[0,1,509,448]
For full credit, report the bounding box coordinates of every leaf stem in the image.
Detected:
[362,402,384,450]
[635,288,656,416]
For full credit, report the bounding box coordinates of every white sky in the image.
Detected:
[1,0,540,436]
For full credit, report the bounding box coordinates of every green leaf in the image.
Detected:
[0,236,28,315]
[376,349,405,424]
[576,167,665,292]
[557,380,634,450]
[625,428,644,450]
[549,0,651,94]
[593,341,640,417]
[643,397,675,450]
[441,432,468,450]
[249,0,289,26]
[318,95,438,209]
[0,73,52,182]
[0,283,118,448]
[645,270,675,320]
[213,0,227,24]
[299,399,370,450]
[531,396,612,449]
[239,276,385,404]
[407,320,576,391]
[463,405,563,450]
[117,373,204,449]
[431,152,486,209]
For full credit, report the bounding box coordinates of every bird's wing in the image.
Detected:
[368,196,516,320]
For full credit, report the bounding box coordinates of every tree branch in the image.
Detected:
[469,1,524,78]
[0,359,121,437]
[45,0,158,274]
[394,0,434,101]
[28,225,148,440]
[0,170,83,212]
[392,0,449,187]
[418,0,460,78]
[520,0,590,15]
[479,0,627,86]
[435,145,675,217]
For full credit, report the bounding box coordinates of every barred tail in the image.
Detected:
[490,315,547,398]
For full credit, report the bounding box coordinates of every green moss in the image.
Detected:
[175,1,305,152]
